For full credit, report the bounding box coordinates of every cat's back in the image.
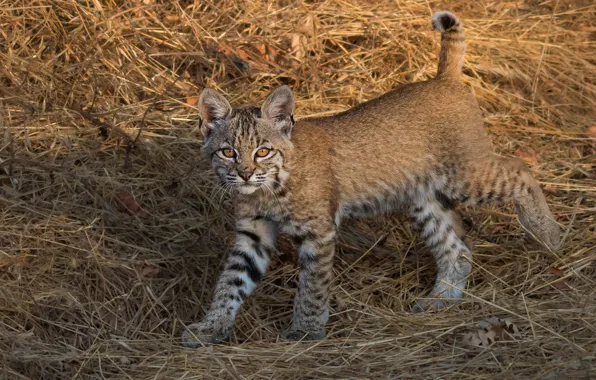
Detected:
[291,78,492,198]
[324,78,482,135]
[299,78,489,158]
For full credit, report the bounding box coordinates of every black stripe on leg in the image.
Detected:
[256,246,268,259]
[496,180,507,201]
[227,277,245,287]
[298,250,318,266]
[485,191,494,202]
[419,213,433,227]
[294,235,306,246]
[228,263,249,273]
[314,292,325,301]
[435,191,454,210]
[237,230,261,245]
[238,289,248,300]
[229,250,262,283]
[428,231,449,251]
[320,276,332,287]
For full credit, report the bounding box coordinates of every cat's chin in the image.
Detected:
[236,184,259,195]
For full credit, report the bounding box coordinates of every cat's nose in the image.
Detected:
[238,168,254,181]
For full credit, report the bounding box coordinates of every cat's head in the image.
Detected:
[198,86,295,195]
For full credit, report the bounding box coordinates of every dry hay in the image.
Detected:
[0,0,595,379]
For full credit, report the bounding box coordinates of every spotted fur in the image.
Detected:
[181,11,560,347]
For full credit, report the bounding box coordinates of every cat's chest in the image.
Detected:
[249,200,313,237]
[276,215,313,237]
[239,189,323,237]
[253,204,310,237]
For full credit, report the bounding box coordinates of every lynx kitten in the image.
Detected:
[182,11,560,347]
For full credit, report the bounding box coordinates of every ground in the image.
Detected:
[0,0,594,379]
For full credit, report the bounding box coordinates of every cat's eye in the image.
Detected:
[221,148,236,158]
[255,148,271,158]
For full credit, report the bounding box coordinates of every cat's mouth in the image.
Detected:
[235,182,260,195]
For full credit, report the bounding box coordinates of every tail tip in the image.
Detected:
[431,11,459,32]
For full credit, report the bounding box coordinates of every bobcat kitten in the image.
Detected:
[182,11,560,347]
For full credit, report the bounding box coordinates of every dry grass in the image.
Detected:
[1,0,595,378]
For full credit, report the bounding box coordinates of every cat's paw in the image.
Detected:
[181,321,230,348]
[281,327,326,342]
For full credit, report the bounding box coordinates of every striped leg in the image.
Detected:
[410,195,472,312]
[182,217,277,347]
[458,157,561,251]
[283,228,336,341]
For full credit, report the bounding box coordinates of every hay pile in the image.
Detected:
[1,0,594,378]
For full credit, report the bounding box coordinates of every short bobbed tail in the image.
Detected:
[431,11,465,79]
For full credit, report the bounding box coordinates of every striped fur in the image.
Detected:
[182,11,561,347]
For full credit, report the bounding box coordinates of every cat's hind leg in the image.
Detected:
[409,193,472,312]
[457,156,561,251]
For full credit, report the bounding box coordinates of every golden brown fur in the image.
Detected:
[182,11,560,347]
[290,80,487,208]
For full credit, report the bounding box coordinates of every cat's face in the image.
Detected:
[199,86,294,195]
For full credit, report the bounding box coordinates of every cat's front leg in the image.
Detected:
[283,224,336,341]
[182,217,277,347]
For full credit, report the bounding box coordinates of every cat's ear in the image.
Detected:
[198,88,232,138]
[261,85,295,138]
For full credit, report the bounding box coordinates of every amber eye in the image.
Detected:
[255,148,271,158]
[221,148,236,158]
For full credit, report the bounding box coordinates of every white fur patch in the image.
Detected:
[237,184,259,195]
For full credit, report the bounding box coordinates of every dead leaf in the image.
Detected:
[140,265,161,278]
[549,267,565,276]
[186,96,199,106]
[255,43,267,55]
[290,33,307,62]
[255,43,279,63]
[266,45,279,62]
[342,253,361,265]
[514,147,538,166]
[462,328,497,348]
[552,281,572,291]
[543,184,559,195]
[218,44,251,70]
[234,47,250,62]
[335,295,348,311]
[296,14,317,36]
[503,319,520,336]
[549,266,572,290]
[462,317,520,349]
[588,126,596,152]
[114,191,148,217]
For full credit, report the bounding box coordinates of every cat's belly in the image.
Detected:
[338,188,407,221]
